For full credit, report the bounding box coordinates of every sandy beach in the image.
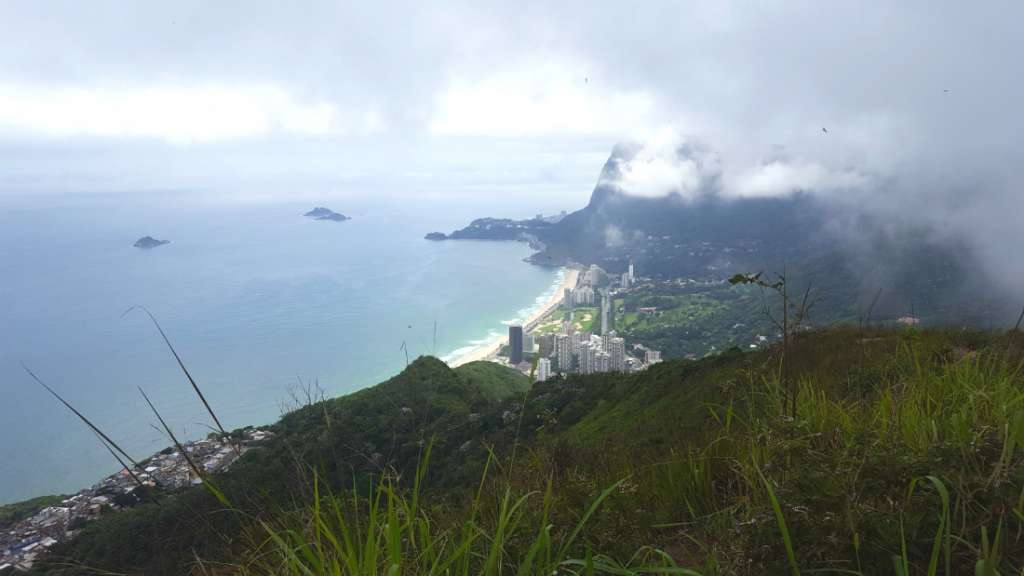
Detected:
[447,267,579,367]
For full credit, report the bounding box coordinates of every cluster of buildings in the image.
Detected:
[547,330,628,376]
[0,428,272,572]
[524,327,635,380]
[565,284,596,306]
[621,262,635,290]
[504,262,662,382]
[563,263,637,306]
[630,342,663,365]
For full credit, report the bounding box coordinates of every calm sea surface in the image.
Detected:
[0,192,561,503]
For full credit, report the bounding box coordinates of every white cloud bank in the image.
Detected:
[607,129,719,200]
[730,161,868,199]
[429,60,656,137]
[0,82,382,144]
[605,129,870,201]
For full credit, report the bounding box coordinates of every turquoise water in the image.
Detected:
[0,193,560,503]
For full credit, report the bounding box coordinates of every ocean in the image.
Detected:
[0,192,563,504]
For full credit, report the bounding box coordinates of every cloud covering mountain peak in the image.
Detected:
[599,130,869,203]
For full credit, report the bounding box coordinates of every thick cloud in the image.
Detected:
[601,130,868,201]
[2,2,1019,161]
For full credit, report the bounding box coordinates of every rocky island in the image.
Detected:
[303,207,350,222]
[133,236,169,249]
[424,231,447,240]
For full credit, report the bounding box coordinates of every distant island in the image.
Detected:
[303,207,350,222]
[133,236,169,249]
[424,231,447,240]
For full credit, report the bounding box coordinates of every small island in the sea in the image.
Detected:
[304,207,350,222]
[424,232,446,240]
[133,236,170,249]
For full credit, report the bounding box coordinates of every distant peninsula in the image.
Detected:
[133,236,169,249]
[304,207,350,222]
[424,217,555,244]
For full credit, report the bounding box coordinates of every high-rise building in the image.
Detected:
[563,288,573,310]
[537,334,555,358]
[555,334,573,372]
[522,333,534,353]
[508,325,524,365]
[578,342,593,374]
[570,331,585,357]
[600,291,610,335]
[572,286,595,306]
[608,337,626,371]
[628,261,635,282]
[583,264,606,287]
[536,358,551,382]
[621,272,632,290]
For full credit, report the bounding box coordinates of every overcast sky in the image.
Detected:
[1,1,1021,223]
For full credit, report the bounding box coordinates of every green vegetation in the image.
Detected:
[28,359,534,574]
[534,314,566,335]
[533,306,599,336]
[0,495,65,531]
[573,307,599,333]
[243,453,694,576]
[25,328,1024,575]
[447,360,530,402]
[614,281,772,358]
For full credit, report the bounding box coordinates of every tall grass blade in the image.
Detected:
[138,386,232,508]
[22,363,143,470]
[556,478,625,563]
[755,463,800,576]
[91,430,154,498]
[907,475,951,576]
[124,305,231,440]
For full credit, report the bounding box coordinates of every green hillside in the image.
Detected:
[450,360,531,402]
[24,328,1024,575]
[0,495,66,531]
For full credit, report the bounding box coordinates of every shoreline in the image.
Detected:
[446,267,579,367]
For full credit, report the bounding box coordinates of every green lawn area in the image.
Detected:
[533,320,563,335]
[530,306,600,336]
[613,283,773,358]
[573,307,598,332]
[529,287,768,358]
[617,294,726,331]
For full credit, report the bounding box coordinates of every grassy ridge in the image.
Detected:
[496,328,1024,573]
[238,327,1024,574]
[25,359,530,575]
[27,328,1024,574]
